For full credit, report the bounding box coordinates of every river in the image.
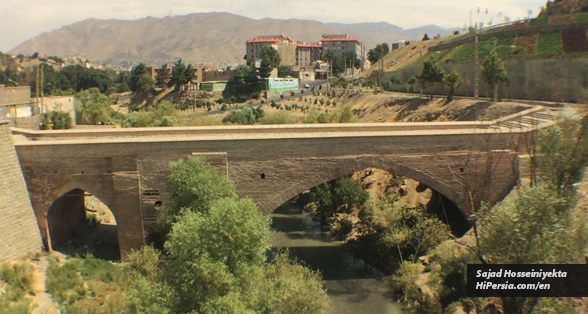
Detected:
[270,201,402,314]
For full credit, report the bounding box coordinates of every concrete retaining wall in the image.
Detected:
[0,120,42,263]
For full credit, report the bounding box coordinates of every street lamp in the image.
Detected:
[471,8,489,99]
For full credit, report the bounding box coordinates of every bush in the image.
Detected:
[152,116,180,127]
[280,94,285,99]
[290,91,295,96]
[238,95,248,103]
[222,106,264,125]
[40,111,73,130]
[0,262,34,301]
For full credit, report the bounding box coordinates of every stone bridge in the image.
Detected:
[11,106,556,256]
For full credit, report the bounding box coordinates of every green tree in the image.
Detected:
[259,46,281,78]
[129,63,153,93]
[443,71,461,102]
[114,70,131,93]
[416,59,444,98]
[481,50,509,101]
[479,184,587,264]
[75,89,114,124]
[278,65,296,78]
[154,64,170,89]
[168,59,194,90]
[224,65,261,98]
[332,178,369,212]
[163,197,270,312]
[367,43,390,65]
[534,114,588,196]
[158,156,238,235]
[260,252,333,314]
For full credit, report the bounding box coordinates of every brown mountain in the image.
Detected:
[9,12,451,66]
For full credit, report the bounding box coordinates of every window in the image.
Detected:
[143,189,160,196]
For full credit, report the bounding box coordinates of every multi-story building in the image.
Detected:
[245,35,296,68]
[244,34,367,74]
[295,42,322,68]
[319,34,366,70]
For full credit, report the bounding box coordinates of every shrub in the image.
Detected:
[250,92,260,99]
[40,111,73,130]
[280,94,285,99]
[290,91,295,96]
[0,262,34,301]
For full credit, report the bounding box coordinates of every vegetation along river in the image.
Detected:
[270,201,402,314]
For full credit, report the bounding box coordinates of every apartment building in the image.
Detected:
[320,34,366,70]
[245,35,296,67]
[295,42,322,68]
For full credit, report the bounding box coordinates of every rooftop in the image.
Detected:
[296,42,322,48]
[320,37,361,43]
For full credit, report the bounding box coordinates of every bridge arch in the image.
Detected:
[259,156,468,220]
[47,185,120,260]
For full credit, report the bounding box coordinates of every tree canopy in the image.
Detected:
[259,46,281,78]
[168,59,194,90]
[481,50,509,101]
[125,155,332,313]
[367,43,390,65]
[416,58,445,97]
[129,63,154,93]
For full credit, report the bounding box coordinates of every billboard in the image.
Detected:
[267,78,299,91]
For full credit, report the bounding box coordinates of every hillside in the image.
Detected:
[358,12,588,103]
[8,12,451,66]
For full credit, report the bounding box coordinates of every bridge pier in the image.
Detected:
[112,171,144,256]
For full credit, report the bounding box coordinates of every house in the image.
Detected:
[0,85,33,118]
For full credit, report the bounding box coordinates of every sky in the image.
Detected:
[0,0,546,52]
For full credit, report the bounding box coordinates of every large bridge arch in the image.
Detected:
[47,186,120,260]
[253,155,469,216]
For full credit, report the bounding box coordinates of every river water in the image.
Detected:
[270,202,402,314]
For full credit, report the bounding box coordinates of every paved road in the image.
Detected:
[204,80,326,115]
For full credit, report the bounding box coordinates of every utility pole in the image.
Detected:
[35,61,40,114]
[474,23,479,99]
[378,51,384,92]
[40,63,44,113]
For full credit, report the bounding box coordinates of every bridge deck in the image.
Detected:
[11,105,558,145]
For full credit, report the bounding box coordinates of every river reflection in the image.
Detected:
[269,202,402,314]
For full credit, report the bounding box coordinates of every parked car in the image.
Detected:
[304,84,310,89]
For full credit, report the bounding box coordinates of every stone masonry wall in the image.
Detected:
[0,121,42,263]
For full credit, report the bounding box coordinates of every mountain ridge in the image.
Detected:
[9,12,453,66]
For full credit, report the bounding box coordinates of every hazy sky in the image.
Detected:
[1,0,545,52]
